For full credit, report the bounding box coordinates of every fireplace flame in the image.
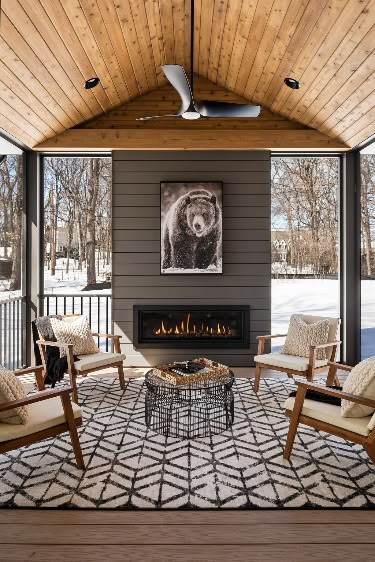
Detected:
[153,313,232,338]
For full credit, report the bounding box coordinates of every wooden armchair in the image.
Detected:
[283,362,375,465]
[254,314,341,393]
[0,366,84,469]
[37,325,126,404]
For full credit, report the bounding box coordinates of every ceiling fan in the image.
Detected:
[137,1,260,121]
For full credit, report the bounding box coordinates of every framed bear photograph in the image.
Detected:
[161,181,223,274]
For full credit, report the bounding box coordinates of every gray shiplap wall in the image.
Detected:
[112,151,271,367]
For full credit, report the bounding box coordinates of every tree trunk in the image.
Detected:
[50,183,56,276]
[9,159,23,291]
[66,219,73,273]
[86,159,100,285]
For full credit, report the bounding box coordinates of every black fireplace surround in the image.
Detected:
[133,305,250,349]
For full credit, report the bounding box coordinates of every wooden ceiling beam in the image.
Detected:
[34,128,349,152]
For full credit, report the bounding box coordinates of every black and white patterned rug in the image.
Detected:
[1,377,374,509]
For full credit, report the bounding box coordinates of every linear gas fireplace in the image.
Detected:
[133,305,250,349]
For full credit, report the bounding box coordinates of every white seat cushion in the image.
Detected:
[74,352,126,372]
[284,396,371,437]
[0,396,82,443]
[254,352,328,372]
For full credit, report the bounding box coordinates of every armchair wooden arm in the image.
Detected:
[256,334,288,355]
[310,340,342,350]
[256,334,288,340]
[0,386,73,413]
[36,340,73,351]
[91,333,122,340]
[13,365,45,391]
[328,361,353,372]
[14,365,44,377]
[293,379,375,410]
[91,333,122,353]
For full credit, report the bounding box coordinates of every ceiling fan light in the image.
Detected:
[284,77,300,89]
[84,77,100,89]
[181,111,201,120]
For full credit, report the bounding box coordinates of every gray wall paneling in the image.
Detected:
[112,150,271,367]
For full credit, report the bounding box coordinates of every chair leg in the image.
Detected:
[283,386,306,460]
[61,393,85,470]
[254,364,261,393]
[283,419,299,460]
[364,444,375,465]
[118,362,125,391]
[326,363,340,386]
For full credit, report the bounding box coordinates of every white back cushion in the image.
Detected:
[0,366,29,425]
[281,315,330,360]
[342,357,375,418]
[294,314,339,359]
[50,315,99,357]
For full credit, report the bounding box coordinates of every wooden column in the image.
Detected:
[341,151,361,365]
[25,151,42,364]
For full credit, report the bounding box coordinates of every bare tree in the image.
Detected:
[0,156,23,291]
[361,155,375,276]
[272,157,339,276]
[43,157,112,288]
[86,159,100,285]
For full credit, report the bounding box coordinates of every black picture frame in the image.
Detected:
[160,181,223,275]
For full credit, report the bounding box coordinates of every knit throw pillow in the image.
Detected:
[50,316,99,357]
[341,357,375,418]
[0,366,29,425]
[281,315,330,361]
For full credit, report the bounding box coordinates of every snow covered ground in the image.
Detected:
[272,278,375,359]
[0,258,111,301]
[44,258,111,295]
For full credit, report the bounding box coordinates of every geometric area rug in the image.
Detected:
[0,377,374,509]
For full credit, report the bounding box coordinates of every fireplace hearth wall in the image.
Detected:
[112,150,271,367]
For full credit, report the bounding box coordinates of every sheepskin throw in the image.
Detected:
[50,316,99,357]
[281,315,330,361]
[0,366,29,425]
[342,357,375,418]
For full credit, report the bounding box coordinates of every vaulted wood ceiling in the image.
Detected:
[0,0,374,150]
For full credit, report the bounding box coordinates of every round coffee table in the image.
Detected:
[144,368,234,439]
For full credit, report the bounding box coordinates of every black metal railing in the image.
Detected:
[43,293,112,352]
[0,296,24,370]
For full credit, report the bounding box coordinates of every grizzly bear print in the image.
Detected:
[162,189,222,271]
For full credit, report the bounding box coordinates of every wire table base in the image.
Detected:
[145,368,235,439]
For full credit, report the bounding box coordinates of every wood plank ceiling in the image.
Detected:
[0,0,374,149]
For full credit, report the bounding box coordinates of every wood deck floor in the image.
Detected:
[1,368,374,561]
[0,510,375,561]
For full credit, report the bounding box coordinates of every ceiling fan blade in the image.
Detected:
[136,114,181,121]
[196,100,261,118]
[161,64,193,114]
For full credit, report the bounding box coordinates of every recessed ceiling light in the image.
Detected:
[284,77,300,90]
[84,77,100,89]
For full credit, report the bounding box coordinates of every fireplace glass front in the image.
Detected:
[133,305,250,348]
